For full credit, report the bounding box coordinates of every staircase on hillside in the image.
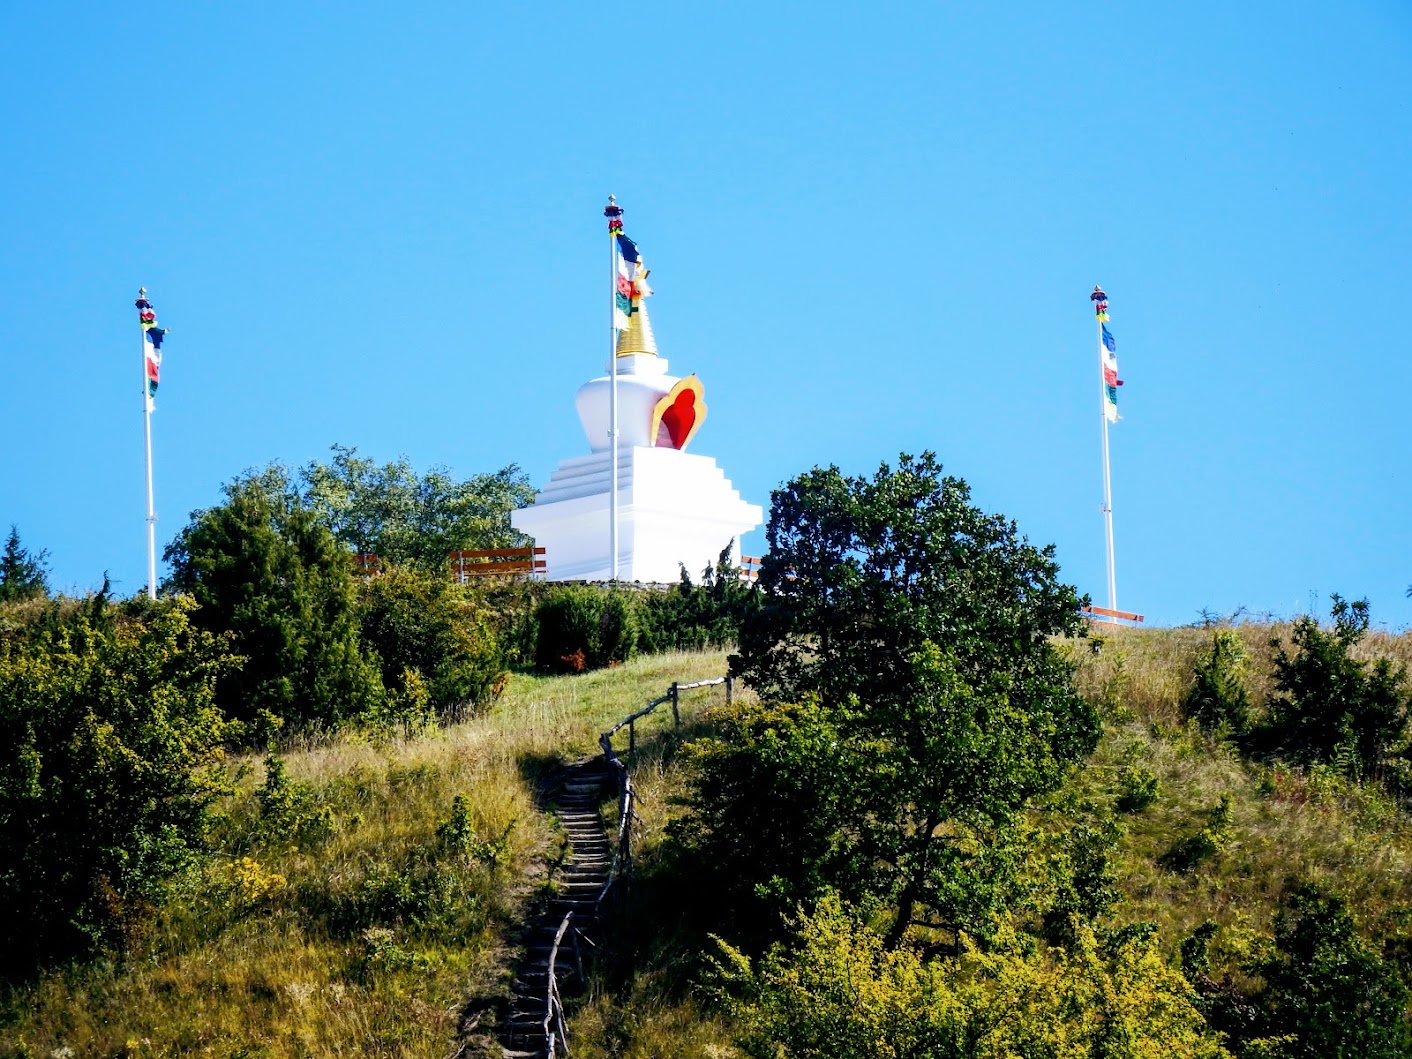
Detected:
[497,758,612,1059]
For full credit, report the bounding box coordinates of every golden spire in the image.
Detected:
[616,298,659,356]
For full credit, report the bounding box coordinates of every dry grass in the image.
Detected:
[1066,622,1412,973]
[0,650,735,1059]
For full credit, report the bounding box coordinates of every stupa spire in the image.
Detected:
[616,297,658,356]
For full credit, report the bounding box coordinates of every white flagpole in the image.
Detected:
[1094,285,1117,613]
[138,288,158,599]
[605,197,621,583]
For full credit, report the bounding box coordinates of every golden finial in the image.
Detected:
[616,299,658,356]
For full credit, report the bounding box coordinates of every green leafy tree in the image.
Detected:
[0,524,50,602]
[0,596,237,976]
[299,444,534,569]
[683,454,1099,946]
[734,452,1091,733]
[164,479,385,732]
[1262,596,1407,779]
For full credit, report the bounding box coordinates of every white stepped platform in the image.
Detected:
[512,445,762,584]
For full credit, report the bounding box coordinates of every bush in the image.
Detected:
[1243,885,1412,1058]
[636,544,759,653]
[1183,630,1251,734]
[1162,796,1232,874]
[1261,596,1408,779]
[0,596,237,976]
[712,892,1232,1059]
[356,568,504,722]
[533,584,640,673]
[1116,763,1160,813]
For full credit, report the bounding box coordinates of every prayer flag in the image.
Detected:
[136,295,169,402]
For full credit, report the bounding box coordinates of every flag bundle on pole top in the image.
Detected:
[136,291,168,408]
[1091,285,1120,614]
[135,288,171,600]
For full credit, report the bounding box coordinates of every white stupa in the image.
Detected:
[512,273,762,583]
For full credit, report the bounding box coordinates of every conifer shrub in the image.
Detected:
[1183,629,1252,734]
[636,544,759,652]
[532,584,640,673]
[1116,763,1160,813]
[1162,795,1233,873]
[1260,596,1409,781]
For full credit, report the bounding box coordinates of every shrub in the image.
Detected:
[712,892,1232,1059]
[1116,763,1160,813]
[356,568,504,721]
[636,544,759,653]
[0,596,238,976]
[1162,796,1232,874]
[533,584,640,673]
[1244,885,1412,1058]
[255,755,337,850]
[1262,596,1408,779]
[1183,630,1251,734]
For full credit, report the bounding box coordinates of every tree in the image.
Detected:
[0,524,49,602]
[299,444,534,569]
[0,596,237,976]
[734,452,1090,730]
[682,453,1099,946]
[164,479,386,733]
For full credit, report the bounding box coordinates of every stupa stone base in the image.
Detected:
[511,445,762,584]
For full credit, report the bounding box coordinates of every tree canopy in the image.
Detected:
[298,444,534,568]
[164,478,385,733]
[680,453,1099,945]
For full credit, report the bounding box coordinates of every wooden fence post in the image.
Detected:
[670,682,680,727]
[726,674,734,706]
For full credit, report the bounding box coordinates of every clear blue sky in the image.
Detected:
[2,2,1408,628]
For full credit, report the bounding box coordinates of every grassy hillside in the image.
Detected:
[0,650,735,1059]
[5,624,1412,1057]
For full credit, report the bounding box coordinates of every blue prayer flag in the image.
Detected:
[1102,324,1116,352]
[616,234,640,264]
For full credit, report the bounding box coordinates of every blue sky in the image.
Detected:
[2,2,1408,628]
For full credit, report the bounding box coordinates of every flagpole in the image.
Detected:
[1093,285,1117,612]
[139,287,158,600]
[605,196,621,582]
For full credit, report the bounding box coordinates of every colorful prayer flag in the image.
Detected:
[136,295,168,402]
[609,213,650,331]
[1102,324,1116,352]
